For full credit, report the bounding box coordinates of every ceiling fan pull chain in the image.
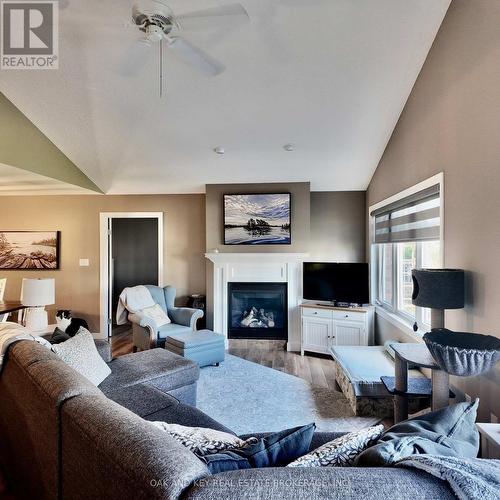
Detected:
[159,38,163,98]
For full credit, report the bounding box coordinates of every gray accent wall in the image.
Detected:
[367,0,500,421]
[204,185,367,328]
[206,182,310,253]
[309,192,366,262]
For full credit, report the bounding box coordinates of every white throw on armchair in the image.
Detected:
[126,285,203,351]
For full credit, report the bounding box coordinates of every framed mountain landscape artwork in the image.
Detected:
[224,193,291,245]
[0,231,60,269]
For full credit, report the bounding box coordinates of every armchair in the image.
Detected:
[128,285,203,352]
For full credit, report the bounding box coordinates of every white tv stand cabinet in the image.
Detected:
[300,302,374,356]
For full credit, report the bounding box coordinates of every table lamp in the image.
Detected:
[21,278,55,331]
[412,269,464,329]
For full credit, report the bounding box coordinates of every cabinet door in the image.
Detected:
[333,320,366,346]
[302,317,331,353]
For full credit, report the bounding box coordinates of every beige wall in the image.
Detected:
[0,195,206,332]
[367,0,500,421]
[310,191,366,262]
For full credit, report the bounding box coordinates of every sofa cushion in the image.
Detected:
[287,424,384,467]
[0,342,100,500]
[151,422,257,455]
[356,400,480,466]
[198,424,316,474]
[52,329,111,386]
[103,382,180,417]
[157,323,193,339]
[98,348,199,393]
[61,394,210,500]
[184,467,456,500]
[144,400,236,434]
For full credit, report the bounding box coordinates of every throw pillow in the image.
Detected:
[355,399,480,466]
[141,304,171,327]
[52,328,111,386]
[150,422,258,455]
[287,425,384,467]
[50,327,71,344]
[198,424,316,474]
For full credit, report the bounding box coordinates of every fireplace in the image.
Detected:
[227,282,288,340]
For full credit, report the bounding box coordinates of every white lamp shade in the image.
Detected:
[21,278,55,307]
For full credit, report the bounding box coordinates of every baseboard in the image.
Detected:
[287,341,300,352]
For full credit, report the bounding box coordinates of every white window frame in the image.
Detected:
[369,173,444,336]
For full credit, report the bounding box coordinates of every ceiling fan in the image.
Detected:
[124,1,249,96]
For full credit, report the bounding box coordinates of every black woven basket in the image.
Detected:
[424,329,500,377]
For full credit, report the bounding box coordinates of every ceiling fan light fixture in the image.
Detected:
[144,24,164,42]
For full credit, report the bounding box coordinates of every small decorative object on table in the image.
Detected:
[424,329,500,377]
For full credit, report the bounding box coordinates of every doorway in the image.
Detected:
[100,212,163,339]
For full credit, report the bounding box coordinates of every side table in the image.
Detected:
[392,343,450,423]
[476,423,500,459]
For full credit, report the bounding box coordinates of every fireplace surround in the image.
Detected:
[205,252,307,350]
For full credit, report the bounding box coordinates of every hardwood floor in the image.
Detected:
[111,333,338,390]
[228,339,338,390]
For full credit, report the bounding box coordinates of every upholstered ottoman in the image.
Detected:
[165,330,225,367]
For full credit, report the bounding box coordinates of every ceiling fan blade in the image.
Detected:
[167,36,225,76]
[116,39,153,77]
[176,3,249,31]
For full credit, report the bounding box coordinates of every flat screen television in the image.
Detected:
[303,262,369,304]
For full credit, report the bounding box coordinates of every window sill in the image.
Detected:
[374,306,426,343]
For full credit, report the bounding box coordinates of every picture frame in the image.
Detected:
[0,231,60,269]
[223,193,291,245]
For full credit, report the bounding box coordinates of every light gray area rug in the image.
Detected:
[197,354,381,435]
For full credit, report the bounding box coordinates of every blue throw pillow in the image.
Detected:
[355,400,480,466]
[197,423,316,474]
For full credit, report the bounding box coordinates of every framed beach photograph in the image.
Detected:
[0,231,60,269]
[224,193,291,245]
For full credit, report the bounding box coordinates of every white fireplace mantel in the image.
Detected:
[205,252,308,351]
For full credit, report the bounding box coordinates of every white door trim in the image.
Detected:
[99,212,164,339]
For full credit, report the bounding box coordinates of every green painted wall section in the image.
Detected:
[0,93,103,193]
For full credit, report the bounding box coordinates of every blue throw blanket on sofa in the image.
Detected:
[396,454,500,500]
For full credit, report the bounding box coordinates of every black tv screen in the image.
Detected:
[303,262,369,304]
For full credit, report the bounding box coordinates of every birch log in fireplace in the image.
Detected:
[228,282,287,340]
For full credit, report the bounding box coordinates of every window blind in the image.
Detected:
[371,184,440,243]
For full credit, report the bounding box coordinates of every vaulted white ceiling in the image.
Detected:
[0,0,450,194]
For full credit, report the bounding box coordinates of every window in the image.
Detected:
[371,177,443,333]
[374,240,441,331]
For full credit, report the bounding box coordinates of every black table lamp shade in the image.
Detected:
[412,269,465,309]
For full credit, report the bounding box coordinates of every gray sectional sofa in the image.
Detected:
[0,340,456,500]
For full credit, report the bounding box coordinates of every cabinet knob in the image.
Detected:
[345,314,349,318]
[313,311,318,314]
